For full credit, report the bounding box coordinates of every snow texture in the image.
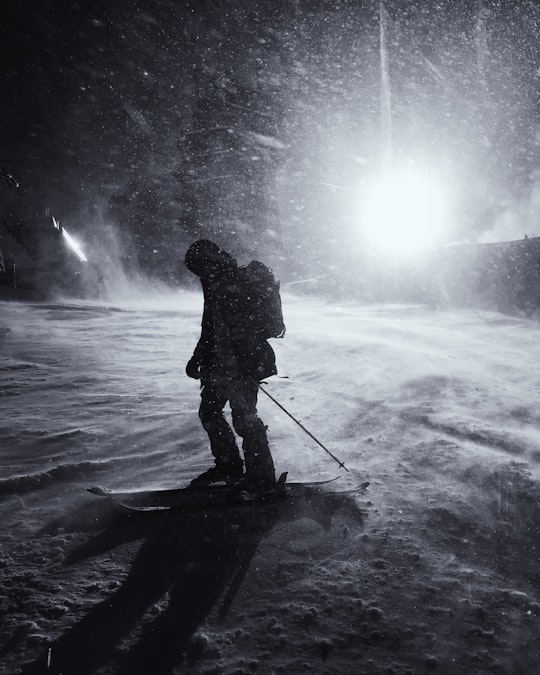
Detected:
[1,293,540,674]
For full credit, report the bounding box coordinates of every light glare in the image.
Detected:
[361,168,448,258]
[62,227,88,262]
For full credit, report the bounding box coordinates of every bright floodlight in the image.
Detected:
[361,167,448,258]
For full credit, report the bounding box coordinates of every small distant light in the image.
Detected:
[62,227,88,262]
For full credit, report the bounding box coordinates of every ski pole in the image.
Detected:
[259,384,350,472]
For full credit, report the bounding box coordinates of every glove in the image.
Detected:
[185,356,201,379]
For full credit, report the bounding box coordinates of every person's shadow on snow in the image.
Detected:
[21,489,364,675]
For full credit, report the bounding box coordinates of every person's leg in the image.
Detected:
[193,382,243,483]
[229,380,275,487]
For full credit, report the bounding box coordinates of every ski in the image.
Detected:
[87,475,369,513]
[87,473,340,500]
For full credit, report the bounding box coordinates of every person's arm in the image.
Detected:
[186,282,214,378]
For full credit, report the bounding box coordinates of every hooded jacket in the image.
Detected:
[187,243,277,382]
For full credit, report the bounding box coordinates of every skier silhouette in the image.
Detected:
[185,239,278,491]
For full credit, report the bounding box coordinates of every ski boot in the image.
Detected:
[190,458,244,487]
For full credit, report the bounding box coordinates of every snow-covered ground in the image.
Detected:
[1,293,540,674]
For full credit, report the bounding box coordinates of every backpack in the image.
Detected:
[239,260,286,339]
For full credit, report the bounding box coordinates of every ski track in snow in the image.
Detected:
[1,294,540,674]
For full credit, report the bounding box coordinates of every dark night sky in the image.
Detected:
[1,0,539,282]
